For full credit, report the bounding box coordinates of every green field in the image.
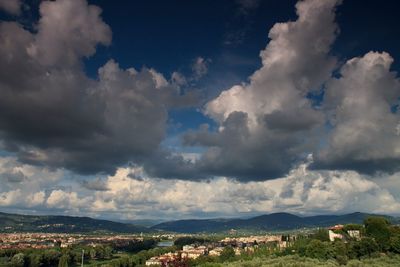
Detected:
[197,254,400,267]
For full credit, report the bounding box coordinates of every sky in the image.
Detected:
[0,0,400,221]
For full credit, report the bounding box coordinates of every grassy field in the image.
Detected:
[197,255,400,267]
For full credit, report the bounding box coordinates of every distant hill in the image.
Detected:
[1,211,397,234]
[152,212,398,233]
[117,219,165,227]
[0,212,148,233]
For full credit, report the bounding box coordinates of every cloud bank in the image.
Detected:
[0,0,400,219]
[1,155,399,220]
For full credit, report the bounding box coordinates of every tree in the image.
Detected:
[89,248,96,259]
[332,240,348,265]
[219,246,235,262]
[364,217,391,251]
[350,237,379,258]
[390,235,400,253]
[313,228,330,242]
[291,236,310,257]
[127,239,157,253]
[390,225,400,236]
[41,249,62,267]
[104,245,113,259]
[27,252,42,267]
[305,240,330,259]
[343,224,363,232]
[10,253,25,267]
[58,255,69,267]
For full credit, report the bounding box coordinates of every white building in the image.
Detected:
[209,247,224,256]
[328,230,343,242]
[182,245,194,251]
[347,230,361,240]
[145,257,162,266]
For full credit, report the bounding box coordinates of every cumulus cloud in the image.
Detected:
[0,0,21,15]
[46,190,89,211]
[1,0,400,193]
[29,0,112,67]
[179,0,340,181]
[0,0,194,175]
[58,164,400,218]
[274,159,400,214]
[171,71,187,87]
[1,157,399,219]
[173,0,400,181]
[82,178,109,191]
[0,156,62,209]
[2,170,26,183]
[313,52,400,174]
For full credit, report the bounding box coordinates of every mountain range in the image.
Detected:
[0,212,148,233]
[151,212,398,233]
[0,211,397,234]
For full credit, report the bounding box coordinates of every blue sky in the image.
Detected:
[1,0,400,220]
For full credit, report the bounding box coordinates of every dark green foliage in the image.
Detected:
[343,223,364,232]
[312,228,330,242]
[91,244,114,259]
[10,253,25,267]
[332,240,348,265]
[189,255,218,266]
[195,254,400,267]
[290,236,311,256]
[350,237,379,258]
[364,217,391,251]
[57,255,69,267]
[219,247,236,262]
[390,235,400,253]
[126,239,157,253]
[305,240,333,260]
[390,225,400,235]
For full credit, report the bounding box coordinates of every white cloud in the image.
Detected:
[314,51,400,174]
[89,161,400,219]
[0,156,62,189]
[183,0,400,180]
[29,0,111,67]
[27,191,46,207]
[2,154,399,219]
[171,71,187,87]
[0,156,63,209]
[0,189,45,208]
[46,190,88,210]
[149,68,169,88]
[275,160,400,215]
[183,0,340,180]
[206,0,339,124]
[0,189,22,206]
[0,0,400,220]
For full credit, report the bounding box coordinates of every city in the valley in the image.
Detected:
[1,217,400,266]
